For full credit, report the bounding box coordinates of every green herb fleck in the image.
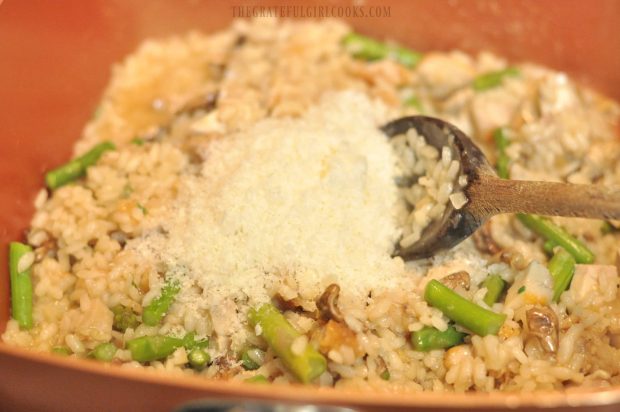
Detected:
[137,204,148,215]
[244,374,269,384]
[380,370,390,380]
[403,96,423,112]
[93,105,102,119]
[121,184,133,199]
[51,346,71,356]
[518,286,526,294]
[131,137,145,146]
[241,349,262,370]
[601,221,615,235]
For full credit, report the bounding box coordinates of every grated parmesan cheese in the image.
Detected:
[132,91,409,347]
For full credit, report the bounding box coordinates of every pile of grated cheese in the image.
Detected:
[133,91,411,343]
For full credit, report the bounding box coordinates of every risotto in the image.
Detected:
[4,18,620,393]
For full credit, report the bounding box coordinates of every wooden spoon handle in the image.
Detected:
[468,175,620,220]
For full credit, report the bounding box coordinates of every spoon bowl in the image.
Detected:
[382,116,620,260]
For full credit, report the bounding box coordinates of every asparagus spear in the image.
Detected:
[142,278,180,326]
[182,332,209,350]
[410,326,466,351]
[548,248,576,303]
[90,342,117,362]
[543,239,558,255]
[493,128,511,179]
[127,332,208,363]
[9,242,34,330]
[126,335,184,362]
[424,280,506,336]
[482,274,506,306]
[51,346,71,356]
[241,348,264,370]
[45,141,115,189]
[517,214,594,264]
[188,348,210,370]
[248,303,326,383]
[244,374,269,384]
[491,128,594,265]
[111,304,139,332]
[472,67,520,91]
[342,32,422,68]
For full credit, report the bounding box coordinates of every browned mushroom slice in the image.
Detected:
[440,271,471,291]
[526,306,559,353]
[472,221,501,255]
[273,293,305,312]
[317,283,344,322]
[213,353,243,379]
[499,249,529,271]
[375,356,389,379]
[34,233,57,261]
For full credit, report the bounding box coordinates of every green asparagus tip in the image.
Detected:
[111,304,139,332]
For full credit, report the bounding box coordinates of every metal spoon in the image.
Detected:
[381,116,620,260]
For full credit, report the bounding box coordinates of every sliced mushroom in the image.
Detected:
[213,353,242,379]
[472,221,501,255]
[499,249,529,270]
[34,234,57,262]
[137,91,220,144]
[179,91,219,116]
[317,284,344,322]
[440,271,471,291]
[526,306,559,353]
[375,356,389,378]
[109,230,129,247]
[609,333,620,349]
[273,293,304,312]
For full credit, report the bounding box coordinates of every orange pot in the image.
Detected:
[1,1,619,411]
